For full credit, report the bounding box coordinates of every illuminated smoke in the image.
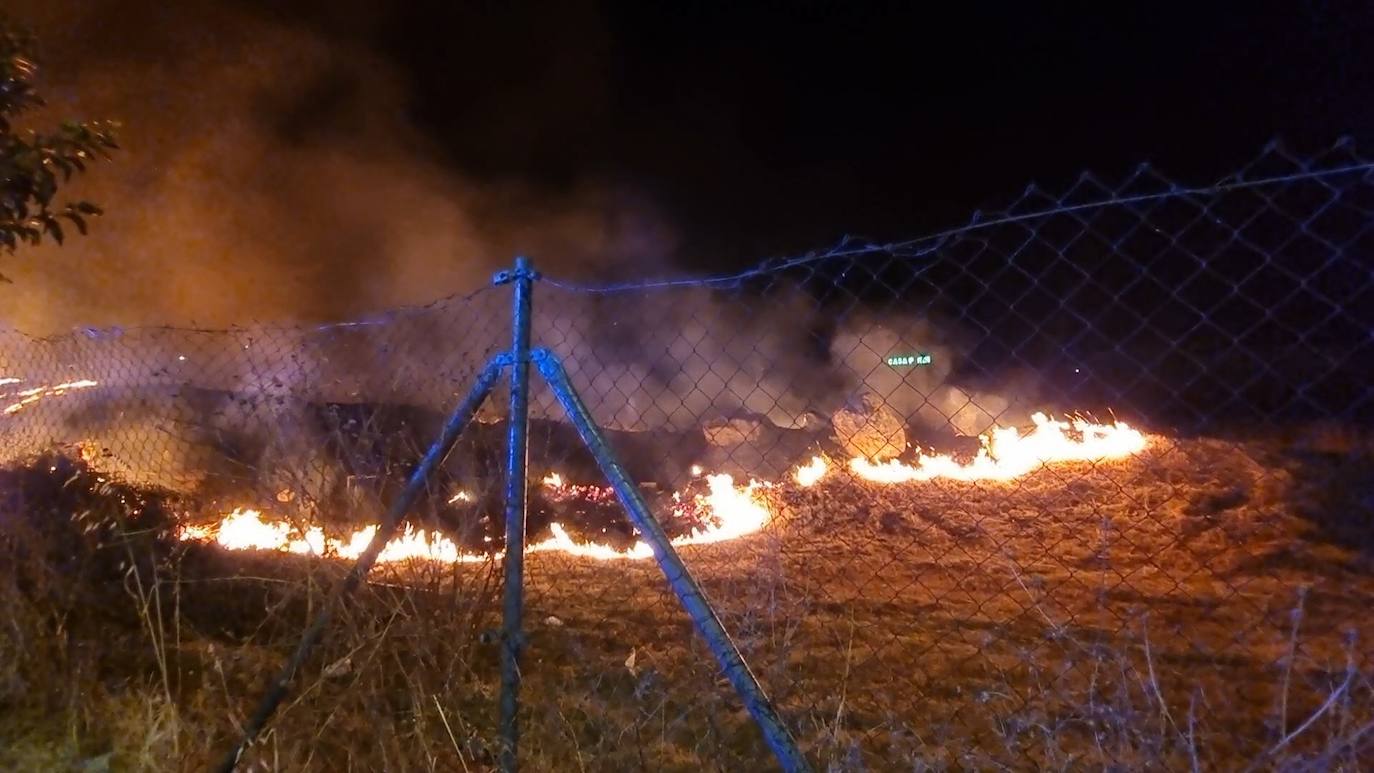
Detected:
[1,1,1054,471]
[3,0,678,334]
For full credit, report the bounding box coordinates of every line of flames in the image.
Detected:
[0,377,100,416]
[180,412,1148,563]
[179,472,773,564]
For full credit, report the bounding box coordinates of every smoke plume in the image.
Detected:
[0,1,1042,460]
[3,0,675,333]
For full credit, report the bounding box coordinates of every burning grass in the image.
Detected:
[2,432,1373,770]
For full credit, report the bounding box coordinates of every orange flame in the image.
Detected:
[181,473,774,563]
[848,413,1146,484]
[794,456,828,487]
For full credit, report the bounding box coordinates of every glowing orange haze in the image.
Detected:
[180,413,1148,563]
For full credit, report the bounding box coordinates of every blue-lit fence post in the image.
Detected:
[494,256,538,773]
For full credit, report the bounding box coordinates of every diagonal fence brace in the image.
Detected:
[532,347,812,773]
[216,353,510,773]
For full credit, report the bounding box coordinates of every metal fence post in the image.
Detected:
[494,256,538,772]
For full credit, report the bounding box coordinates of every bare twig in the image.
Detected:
[1279,587,1308,738]
[1186,689,1200,773]
[433,695,472,773]
[1140,617,1182,747]
[1250,671,1354,769]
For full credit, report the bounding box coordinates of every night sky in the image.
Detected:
[273,0,1374,269]
[5,0,1373,330]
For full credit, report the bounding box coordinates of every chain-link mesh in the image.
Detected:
[3,142,1373,770]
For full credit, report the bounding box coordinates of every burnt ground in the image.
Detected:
[3,434,1374,770]
[509,436,1374,770]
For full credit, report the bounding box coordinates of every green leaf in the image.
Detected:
[63,210,88,235]
[41,214,63,244]
[52,156,74,180]
[32,165,58,204]
[0,19,118,259]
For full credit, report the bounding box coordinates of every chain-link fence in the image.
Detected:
[2,142,1373,770]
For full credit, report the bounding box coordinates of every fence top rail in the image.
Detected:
[541,145,1374,295]
[0,280,501,344]
[1,140,1369,341]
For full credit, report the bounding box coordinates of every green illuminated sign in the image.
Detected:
[887,353,932,367]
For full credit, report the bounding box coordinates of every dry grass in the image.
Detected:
[3,435,1373,770]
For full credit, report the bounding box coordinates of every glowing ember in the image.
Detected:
[2,379,99,415]
[448,490,473,504]
[541,474,617,503]
[849,413,1146,483]
[690,464,703,477]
